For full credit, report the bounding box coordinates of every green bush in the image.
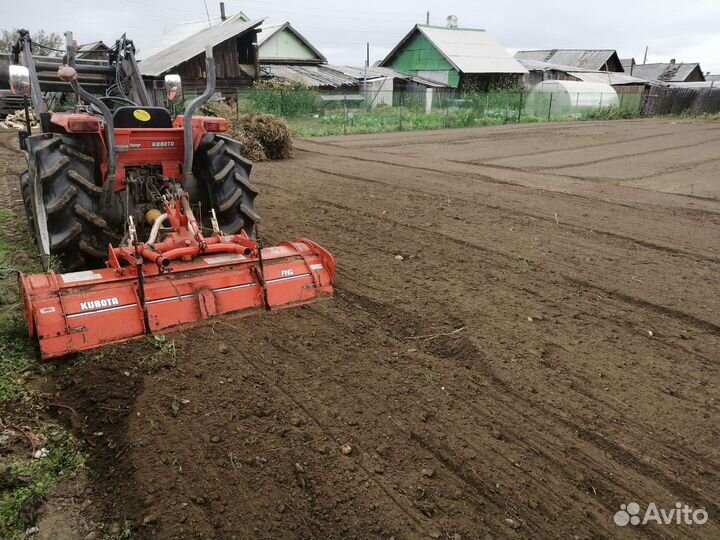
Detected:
[244,81,319,117]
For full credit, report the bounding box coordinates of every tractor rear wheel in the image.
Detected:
[23,133,111,272]
[19,169,34,236]
[193,133,260,238]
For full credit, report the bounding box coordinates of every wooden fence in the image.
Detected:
[642,86,720,116]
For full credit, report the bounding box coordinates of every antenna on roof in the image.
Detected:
[202,0,212,27]
[642,45,648,65]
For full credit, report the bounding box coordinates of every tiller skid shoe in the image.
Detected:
[19,190,335,360]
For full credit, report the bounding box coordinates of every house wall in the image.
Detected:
[603,55,624,72]
[361,77,394,108]
[384,33,460,87]
[166,34,258,96]
[614,85,646,95]
[685,66,706,82]
[259,29,318,62]
[77,48,109,61]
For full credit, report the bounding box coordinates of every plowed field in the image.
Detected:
[2,119,718,539]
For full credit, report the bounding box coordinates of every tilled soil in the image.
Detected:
[2,119,720,539]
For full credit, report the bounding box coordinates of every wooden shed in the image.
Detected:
[138,14,263,97]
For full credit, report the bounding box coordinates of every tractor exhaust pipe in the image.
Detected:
[182,45,217,183]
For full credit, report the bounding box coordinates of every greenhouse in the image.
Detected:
[525,80,619,117]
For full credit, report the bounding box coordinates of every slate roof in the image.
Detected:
[259,64,448,88]
[628,62,704,83]
[515,49,621,71]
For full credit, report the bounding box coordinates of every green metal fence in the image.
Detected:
[233,87,644,137]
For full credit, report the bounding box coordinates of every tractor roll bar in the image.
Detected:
[182,45,217,182]
[15,31,50,131]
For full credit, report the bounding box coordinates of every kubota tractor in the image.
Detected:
[4,30,335,360]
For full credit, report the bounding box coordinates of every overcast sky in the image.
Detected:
[4,0,720,73]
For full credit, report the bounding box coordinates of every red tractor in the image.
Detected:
[5,30,335,359]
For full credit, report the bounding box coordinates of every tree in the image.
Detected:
[0,28,63,57]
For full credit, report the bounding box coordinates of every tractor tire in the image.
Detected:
[19,169,34,236]
[193,133,260,238]
[23,133,111,272]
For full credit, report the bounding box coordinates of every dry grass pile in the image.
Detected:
[234,113,295,161]
[201,102,294,162]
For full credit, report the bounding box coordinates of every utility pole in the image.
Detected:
[364,42,369,84]
[363,42,369,109]
[426,11,430,24]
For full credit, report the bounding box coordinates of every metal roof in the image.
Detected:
[138,14,262,76]
[259,63,448,88]
[515,49,620,71]
[256,24,284,45]
[77,41,108,53]
[518,59,649,85]
[569,71,647,86]
[137,13,250,61]
[259,64,357,87]
[326,65,447,87]
[628,62,704,83]
[619,58,635,71]
[380,24,527,75]
[256,22,327,64]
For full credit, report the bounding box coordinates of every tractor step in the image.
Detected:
[20,239,335,360]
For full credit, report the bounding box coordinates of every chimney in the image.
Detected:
[220,2,226,21]
[446,15,458,28]
[670,58,676,65]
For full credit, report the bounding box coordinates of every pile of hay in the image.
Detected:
[0,108,39,130]
[233,113,294,161]
[201,102,294,162]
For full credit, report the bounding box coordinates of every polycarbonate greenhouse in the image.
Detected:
[526,80,619,117]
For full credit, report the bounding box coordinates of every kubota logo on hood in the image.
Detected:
[80,297,120,311]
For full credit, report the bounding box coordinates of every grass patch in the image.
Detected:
[0,207,41,403]
[0,434,84,536]
[0,317,37,403]
[289,107,509,137]
[0,206,84,538]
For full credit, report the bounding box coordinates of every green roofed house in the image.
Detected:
[378,21,527,90]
